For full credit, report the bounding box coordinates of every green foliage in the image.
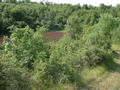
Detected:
[0,3,118,36]
[49,14,119,74]
[65,15,83,40]
[10,6,26,21]
[0,51,32,90]
[84,14,119,49]
[32,61,53,90]
[4,26,47,69]
[4,0,17,3]
[1,2,120,90]
[112,26,120,44]
[0,3,76,35]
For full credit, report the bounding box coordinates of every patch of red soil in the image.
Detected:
[0,37,3,44]
[46,31,64,42]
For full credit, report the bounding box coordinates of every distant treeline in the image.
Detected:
[0,2,120,35]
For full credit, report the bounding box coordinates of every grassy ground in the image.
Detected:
[96,45,120,90]
[82,45,120,90]
[47,45,120,90]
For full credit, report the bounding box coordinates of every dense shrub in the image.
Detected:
[84,14,119,50]
[0,3,76,35]
[49,14,119,74]
[32,61,53,89]
[0,51,32,90]
[4,26,48,69]
[1,2,120,90]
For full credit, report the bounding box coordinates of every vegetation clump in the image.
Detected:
[0,2,120,90]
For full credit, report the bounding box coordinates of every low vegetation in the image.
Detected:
[1,1,120,90]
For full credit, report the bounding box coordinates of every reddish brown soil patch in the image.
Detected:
[0,37,3,44]
[46,31,64,42]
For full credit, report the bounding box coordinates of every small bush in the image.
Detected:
[32,61,53,90]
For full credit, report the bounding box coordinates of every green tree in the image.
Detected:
[4,26,47,69]
[4,0,17,3]
[22,0,30,2]
[65,14,83,40]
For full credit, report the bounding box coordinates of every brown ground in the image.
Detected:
[46,31,64,42]
[0,37,3,44]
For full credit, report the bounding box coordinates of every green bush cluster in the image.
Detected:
[1,13,119,89]
[0,51,32,90]
[48,14,119,86]
[1,3,120,36]
[0,3,76,35]
[1,2,120,90]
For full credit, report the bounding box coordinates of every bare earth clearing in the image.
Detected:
[46,31,64,42]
